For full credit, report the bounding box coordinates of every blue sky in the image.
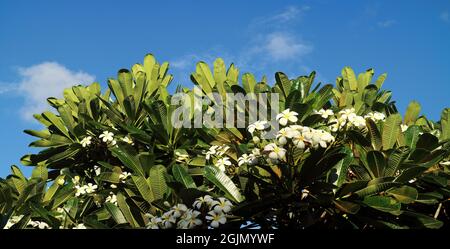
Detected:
[0,0,449,177]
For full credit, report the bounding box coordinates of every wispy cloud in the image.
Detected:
[1,62,95,120]
[377,19,396,28]
[441,11,449,23]
[249,32,312,61]
[170,5,315,83]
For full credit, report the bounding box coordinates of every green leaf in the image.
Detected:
[375,73,387,89]
[366,151,386,178]
[385,147,409,176]
[275,72,291,98]
[148,165,168,201]
[204,166,244,203]
[104,203,127,224]
[333,200,360,214]
[404,101,421,125]
[42,111,70,138]
[440,108,450,140]
[387,186,418,204]
[342,67,358,90]
[242,73,256,93]
[131,175,154,203]
[366,119,382,150]
[31,165,48,180]
[172,164,196,189]
[404,211,443,229]
[363,196,401,213]
[354,182,401,197]
[110,146,145,177]
[404,126,421,149]
[116,193,139,227]
[382,113,402,149]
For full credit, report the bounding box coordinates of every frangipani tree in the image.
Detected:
[0,54,449,229]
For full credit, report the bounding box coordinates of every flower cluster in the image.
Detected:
[3,216,52,229]
[205,145,230,160]
[146,195,233,229]
[329,108,366,131]
[75,183,98,197]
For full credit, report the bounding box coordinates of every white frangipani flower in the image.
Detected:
[247,121,269,134]
[160,211,176,229]
[193,195,214,209]
[93,165,101,176]
[276,109,298,126]
[171,204,188,218]
[238,154,257,166]
[105,192,117,205]
[211,197,233,213]
[99,131,115,143]
[364,112,386,122]
[264,143,286,161]
[314,109,334,119]
[206,211,227,228]
[121,136,134,145]
[29,221,51,229]
[178,209,202,229]
[215,157,232,172]
[205,145,229,160]
[119,171,131,183]
[73,223,87,229]
[85,183,98,194]
[80,136,92,147]
[146,214,162,229]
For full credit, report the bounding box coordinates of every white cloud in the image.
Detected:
[11,62,94,120]
[441,11,449,23]
[271,5,309,23]
[262,32,312,61]
[377,19,396,28]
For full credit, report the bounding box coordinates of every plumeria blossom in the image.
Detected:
[99,131,115,143]
[93,165,101,176]
[336,108,367,129]
[29,221,51,229]
[364,112,386,122]
[238,153,257,166]
[119,171,131,183]
[73,223,87,229]
[193,195,214,209]
[247,120,269,134]
[80,136,92,147]
[121,136,134,145]
[215,157,232,172]
[276,109,298,126]
[264,143,286,161]
[211,197,233,213]
[146,214,162,229]
[171,204,188,218]
[205,145,230,160]
[160,211,176,228]
[178,210,203,229]
[314,109,334,119]
[105,192,117,205]
[206,211,227,228]
[75,183,97,197]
